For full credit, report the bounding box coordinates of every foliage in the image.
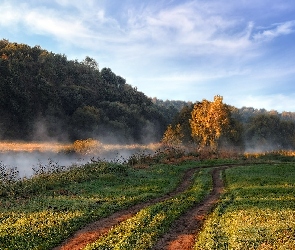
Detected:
[172,103,195,144]
[244,114,295,151]
[195,164,295,249]
[3,39,295,150]
[162,98,295,153]
[0,162,19,184]
[190,95,242,151]
[151,98,191,113]
[0,40,174,142]
[73,138,102,154]
[0,162,20,197]
[161,124,184,147]
[126,145,198,167]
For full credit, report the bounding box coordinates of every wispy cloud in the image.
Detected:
[253,21,295,42]
[1,0,294,58]
[24,9,90,41]
[0,0,256,57]
[231,94,295,112]
[123,1,256,58]
[0,2,23,27]
[0,0,288,62]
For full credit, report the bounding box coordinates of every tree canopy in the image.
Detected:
[190,95,232,150]
[0,40,174,143]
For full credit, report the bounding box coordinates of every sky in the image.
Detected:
[1,0,295,112]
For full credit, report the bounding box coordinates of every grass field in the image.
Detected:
[195,164,295,249]
[1,144,295,249]
[0,159,199,249]
[84,167,212,250]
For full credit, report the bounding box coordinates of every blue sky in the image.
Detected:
[1,0,295,112]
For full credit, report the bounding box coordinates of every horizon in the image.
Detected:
[1,0,295,112]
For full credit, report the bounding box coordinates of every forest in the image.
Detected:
[0,39,181,143]
[1,39,295,151]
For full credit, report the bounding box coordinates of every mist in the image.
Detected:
[0,143,158,179]
[0,152,88,178]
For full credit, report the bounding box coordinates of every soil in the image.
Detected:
[53,166,227,250]
[152,167,226,250]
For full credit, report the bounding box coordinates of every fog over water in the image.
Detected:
[0,152,91,178]
[0,147,155,179]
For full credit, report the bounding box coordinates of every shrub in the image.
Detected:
[73,138,102,154]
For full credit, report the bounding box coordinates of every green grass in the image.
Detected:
[0,161,197,250]
[84,167,213,250]
[2,154,293,250]
[195,164,295,250]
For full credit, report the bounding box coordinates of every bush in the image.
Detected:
[73,138,102,154]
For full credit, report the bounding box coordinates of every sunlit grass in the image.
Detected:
[244,150,295,162]
[195,164,295,250]
[85,168,212,250]
[0,160,196,249]
[0,210,83,249]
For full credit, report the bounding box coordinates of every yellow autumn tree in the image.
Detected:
[190,95,230,150]
[161,124,184,147]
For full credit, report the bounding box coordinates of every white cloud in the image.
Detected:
[253,21,295,42]
[24,9,89,41]
[231,94,295,112]
[125,2,255,57]
[1,0,294,59]
[0,0,282,60]
[0,2,23,27]
[28,1,254,56]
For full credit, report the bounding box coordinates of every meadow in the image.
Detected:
[195,164,295,249]
[0,160,196,249]
[0,140,295,249]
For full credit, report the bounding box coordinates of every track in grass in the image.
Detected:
[54,164,248,250]
[152,166,226,250]
[53,167,198,250]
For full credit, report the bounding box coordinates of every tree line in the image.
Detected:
[163,96,295,152]
[1,39,295,151]
[0,39,178,143]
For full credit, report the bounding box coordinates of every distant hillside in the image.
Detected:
[0,39,178,143]
[236,106,295,122]
[151,98,193,111]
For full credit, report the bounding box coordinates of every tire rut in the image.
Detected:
[152,166,227,250]
[53,167,198,250]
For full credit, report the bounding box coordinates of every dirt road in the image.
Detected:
[152,167,226,250]
[53,165,227,250]
[53,167,199,250]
